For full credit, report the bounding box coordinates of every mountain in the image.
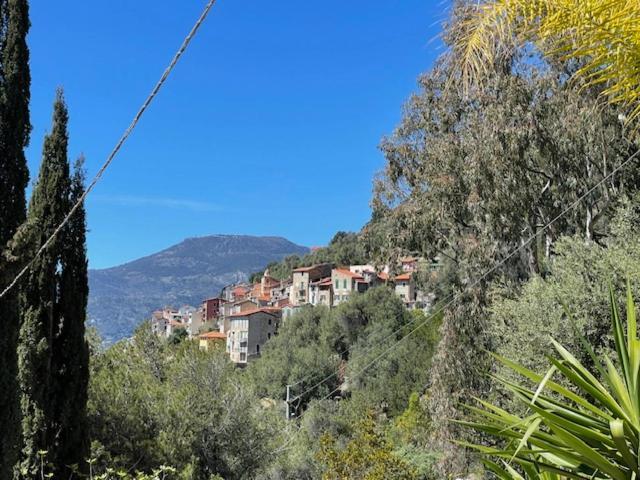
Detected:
[88,235,309,343]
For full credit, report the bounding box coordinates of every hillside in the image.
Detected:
[88,235,308,343]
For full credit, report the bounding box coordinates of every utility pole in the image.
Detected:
[285,384,292,420]
[285,385,290,419]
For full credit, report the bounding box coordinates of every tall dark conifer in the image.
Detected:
[17,90,71,478]
[53,155,90,477]
[0,0,31,476]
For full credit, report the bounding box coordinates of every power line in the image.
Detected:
[271,146,640,458]
[288,146,640,405]
[0,0,218,300]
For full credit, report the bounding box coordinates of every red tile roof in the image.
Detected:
[395,273,413,281]
[318,277,333,286]
[377,272,390,281]
[228,307,282,318]
[333,268,364,280]
[199,331,226,339]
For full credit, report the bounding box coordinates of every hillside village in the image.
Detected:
[150,257,432,364]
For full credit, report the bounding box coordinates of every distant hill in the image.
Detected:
[88,235,309,344]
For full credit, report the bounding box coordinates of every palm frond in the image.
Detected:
[453,0,640,121]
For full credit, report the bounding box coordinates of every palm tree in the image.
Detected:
[453,0,640,121]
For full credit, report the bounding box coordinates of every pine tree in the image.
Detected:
[17,90,71,478]
[53,156,90,477]
[0,0,31,476]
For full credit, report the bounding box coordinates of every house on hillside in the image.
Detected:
[151,306,190,338]
[166,319,187,337]
[187,307,214,338]
[331,268,368,306]
[226,308,281,364]
[349,265,378,284]
[400,257,419,273]
[150,310,167,335]
[309,277,333,306]
[162,306,182,323]
[221,284,251,303]
[199,331,226,351]
[230,299,259,315]
[290,264,333,306]
[394,272,417,308]
[270,278,291,303]
[202,297,225,322]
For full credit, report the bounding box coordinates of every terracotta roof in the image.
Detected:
[199,331,226,340]
[400,257,418,263]
[377,272,390,281]
[317,277,333,286]
[169,320,186,327]
[395,273,413,281]
[228,307,282,318]
[333,268,364,280]
[293,265,318,273]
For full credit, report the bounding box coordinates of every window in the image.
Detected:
[240,352,246,361]
[268,318,272,325]
[256,344,260,354]
[335,279,339,289]
[268,333,271,339]
[343,279,347,289]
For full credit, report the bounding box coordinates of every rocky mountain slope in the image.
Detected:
[88,235,308,343]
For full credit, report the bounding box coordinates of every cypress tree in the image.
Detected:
[53,155,90,477]
[0,0,30,241]
[17,90,70,478]
[0,0,31,476]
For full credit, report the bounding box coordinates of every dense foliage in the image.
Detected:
[89,288,442,480]
[489,198,640,407]
[463,286,640,479]
[367,36,640,473]
[0,0,31,474]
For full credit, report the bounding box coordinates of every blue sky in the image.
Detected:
[27,1,446,269]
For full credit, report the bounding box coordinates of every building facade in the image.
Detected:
[331,268,366,305]
[226,308,281,364]
[290,264,332,306]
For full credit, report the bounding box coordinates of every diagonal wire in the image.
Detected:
[288,147,640,404]
[0,0,218,300]
[271,147,640,457]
